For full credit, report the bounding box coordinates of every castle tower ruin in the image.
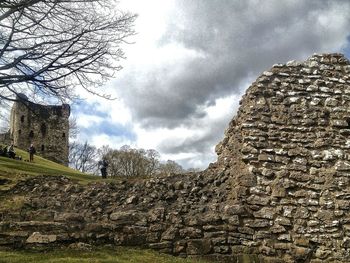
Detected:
[9,94,70,165]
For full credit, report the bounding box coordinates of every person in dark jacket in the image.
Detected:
[99,159,109,179]
[8,144,15,159]
[28,143,36,162]
[1,146,7,157]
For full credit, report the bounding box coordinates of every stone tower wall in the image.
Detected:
[10,97,70,165]
[214,53,350,262]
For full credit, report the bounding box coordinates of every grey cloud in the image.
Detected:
[119,0,350,128]
[155,105,239,168]
[114,0,350,167]
[159,119,227,154]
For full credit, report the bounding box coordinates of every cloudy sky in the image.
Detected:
[74,0,350,169]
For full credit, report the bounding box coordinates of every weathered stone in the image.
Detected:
[292,246,311,260]
[335,161,350,171]
[148,207,165,222]
[331,120,348,127]
[315,247,331,259]
[253,207,275,219]
[109,210,142,225]
[148,241,173,250]
[258,154,275,162]
[179,227,202,239]
[174,240,187,254]
[270,224,286,234]
[54,213,84,222]
[126,195,137,204]
[26,232,56,244]
[186,239,212,255]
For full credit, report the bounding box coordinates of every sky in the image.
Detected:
[73,0,350,169]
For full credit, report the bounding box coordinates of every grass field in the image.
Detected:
[0,145,100,191]
[0,247,206,263]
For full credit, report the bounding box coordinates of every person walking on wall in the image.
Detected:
[99,159,109,179]
[28,143,36,162]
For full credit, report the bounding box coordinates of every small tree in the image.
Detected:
[69,141,98,173]
[158,160,184,175]
[103,145,161,177]
[145,149,160,176]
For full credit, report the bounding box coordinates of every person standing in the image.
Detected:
[28,143,36,162]
[8,143,15,159]
[99,159,109,179]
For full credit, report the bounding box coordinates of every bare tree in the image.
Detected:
[69,141,98,173]
[158,160,184,175]
[104,145,161,177]
[0,101,10,133]
[69,116,79,139]
[145,149,160,176]
[0,0,136,103]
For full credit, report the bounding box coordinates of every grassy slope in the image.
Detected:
[0,145,98,190]
[0,147,208,263]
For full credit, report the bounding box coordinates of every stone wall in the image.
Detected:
[9,95,70,165]
[0,174,240,261]
[1,53,350,262]
[214,53,350,262]
[0,131,11,145]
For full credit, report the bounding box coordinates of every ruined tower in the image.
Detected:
[9,94,70,165]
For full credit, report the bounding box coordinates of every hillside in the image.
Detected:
[0,145,98,190]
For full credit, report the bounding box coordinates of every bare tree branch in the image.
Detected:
[0,0,136,103]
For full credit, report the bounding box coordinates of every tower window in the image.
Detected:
[40,123,47,137]
[29,130,34,138]
[18,130,21,135]
[41,145,45,152]
[62,132,66,138]
[20,115,25,123]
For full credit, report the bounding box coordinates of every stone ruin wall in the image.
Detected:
[9,96,70,165]
[0,132,11,146]
[2,53,350,263]
[214,53,350,262]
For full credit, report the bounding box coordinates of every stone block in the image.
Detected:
[54,212,84,223]
[179,227,202,239]
[26,232,56,244]
[186,239,212,255]
[253,207,275,219]
[331,119,348,127]
[161,226,179,241]
[258,154,275,162]
[109,210,142,225]
[335,161,350,171]
[174,240,187,254]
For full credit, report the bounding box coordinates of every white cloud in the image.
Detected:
[76,114,104,129]
[73,0,350,170]
[89,134,134,149]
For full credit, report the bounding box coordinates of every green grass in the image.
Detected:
[0,145,99,189]
[0,247,205,263]
[0,195,26,211]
